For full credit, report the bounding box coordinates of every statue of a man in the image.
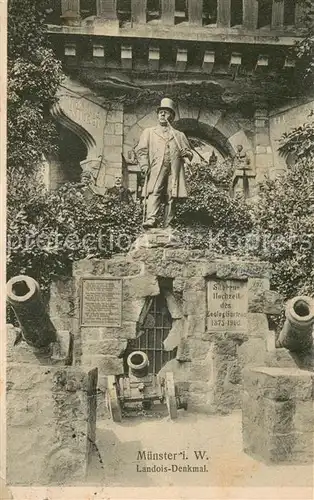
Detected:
[135,98,193,229]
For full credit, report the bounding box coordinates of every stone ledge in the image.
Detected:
[72,259,107,277]
[81,354,124,374]
[106,258,143,277]
[130,228,181,250]
[81,339,127,357]
[243,366,314,401]
[215,260,271,280]
[183,261,215,278]
[156,260,184,278]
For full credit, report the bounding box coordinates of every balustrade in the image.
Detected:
[45,0,302,31]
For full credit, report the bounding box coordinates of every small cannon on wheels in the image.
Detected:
[106,350,187,422]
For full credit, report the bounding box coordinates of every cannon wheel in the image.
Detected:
[107,375,122,423]
[165,372,177,420]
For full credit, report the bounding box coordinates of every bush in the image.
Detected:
[7,184,143,293]
[174,159,253,252]
[7,159,254,294]
[253,156,314,303]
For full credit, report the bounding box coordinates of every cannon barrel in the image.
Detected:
[278,296,314,353]
[127,350,149,378]
[6,275,57,349]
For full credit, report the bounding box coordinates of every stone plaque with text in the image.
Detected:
[207,279,248,332]
[80,278,122,327]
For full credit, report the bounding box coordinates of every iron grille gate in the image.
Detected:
[123,294,176,375]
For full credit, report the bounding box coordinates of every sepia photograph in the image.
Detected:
[2,0,314,498]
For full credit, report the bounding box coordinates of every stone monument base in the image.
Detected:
[50,229,283,415]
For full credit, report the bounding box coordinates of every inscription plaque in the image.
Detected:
[80,278,122,327]
[207,279,248,332]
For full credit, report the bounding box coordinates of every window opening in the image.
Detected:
[258,0,272,28]
[231,0,243,26]
[117,0,132,23]
[203,0,217,25]
[80,0,97,18]
[147,0,161,21]
[175,0,187,24]
[284,0,296,26]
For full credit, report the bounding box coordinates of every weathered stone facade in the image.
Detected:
[50,231,283,415]
[46,78,314,198]
[242,366,314,464]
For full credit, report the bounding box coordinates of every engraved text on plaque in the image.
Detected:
[207,279,248,332]
[80,278,122,327]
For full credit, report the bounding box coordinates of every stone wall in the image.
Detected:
[242,366,314,464]
[50,234,283,414]
[6,326,98,486]
[123,101,254,166]
[49,79,314,193]
[269,98,314,178]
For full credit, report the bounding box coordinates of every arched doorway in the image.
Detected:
[174,118,233,159]
[188,136,225,165]
[46,123,88,190]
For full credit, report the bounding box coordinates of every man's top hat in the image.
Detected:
[157,97,176,117]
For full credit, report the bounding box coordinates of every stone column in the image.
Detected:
[97,102,124,188]
[254,108,274,184]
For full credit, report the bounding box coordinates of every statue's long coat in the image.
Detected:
[135,126,192,198]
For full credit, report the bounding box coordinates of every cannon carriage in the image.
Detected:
[106,350,187,422]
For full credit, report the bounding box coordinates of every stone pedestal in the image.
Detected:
[254,108,274,184]
[50,229,284,415]
[242,366,314,464]
[6,327,98,486]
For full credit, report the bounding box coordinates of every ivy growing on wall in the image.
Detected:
[8,0,63,185]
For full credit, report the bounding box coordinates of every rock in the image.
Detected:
[123,275,160,299]
[183,290,206,316]
[176,337,191,361]
[73,259,107,277]
[164,290,183,319]
[163,319,183,351]
[248,290,284,314]
[130,228,181,250]
[247,312,269,336]
[186,314,206,338]
[82,339,128,357]
[243,366,313,401]
[215,260,271,280]
[242,388,314,464]
[106,258,142,276]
